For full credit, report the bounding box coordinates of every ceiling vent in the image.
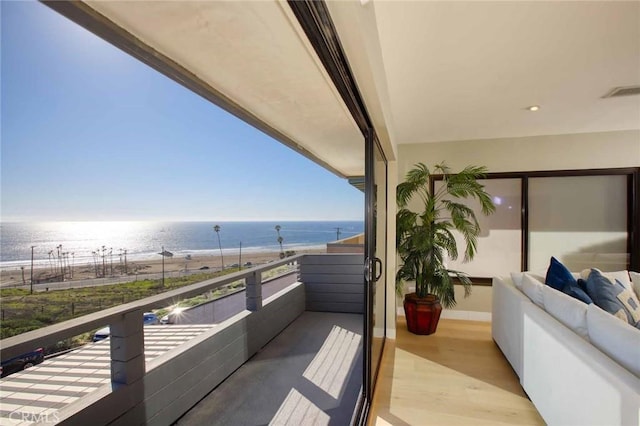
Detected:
[602,86,640,98]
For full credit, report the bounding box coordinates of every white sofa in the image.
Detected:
[492,275,640,426]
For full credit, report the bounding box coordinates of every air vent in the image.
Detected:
[602,86,640,98]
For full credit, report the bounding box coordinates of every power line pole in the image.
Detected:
[335,227,342,240]
[101,245,106,277]
[30,245,35,294]
[161,246,165,287]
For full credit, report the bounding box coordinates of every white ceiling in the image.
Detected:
[331,0,640,146]
[78,1,639,177]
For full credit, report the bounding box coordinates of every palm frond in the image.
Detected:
[397,163,431,208]
[448,270,473,298]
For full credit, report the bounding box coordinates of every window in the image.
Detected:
[435,179,522,277]
[433,168,639,279]
[528,175,628,272]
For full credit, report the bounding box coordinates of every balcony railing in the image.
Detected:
[1,255,304,364]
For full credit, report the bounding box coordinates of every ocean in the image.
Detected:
[0,221,364,270]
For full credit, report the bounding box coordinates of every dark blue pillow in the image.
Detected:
[562,279,593,304]
[577,278,589,293]
[585,269,640,328]
[545,256,576,291]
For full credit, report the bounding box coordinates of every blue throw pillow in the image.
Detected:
[545,256,576,291]
[585,269,640,328]
[562,279,593,304]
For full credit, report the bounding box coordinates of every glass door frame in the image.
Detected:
[361,128,388,423]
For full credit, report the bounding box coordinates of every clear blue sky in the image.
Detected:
[0,1,364,222]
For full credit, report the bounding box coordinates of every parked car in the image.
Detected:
[143,312,160,325]
[92,326,111,342]
[160,307,188,325]
[0,348,44,378]
[93,312,159,342]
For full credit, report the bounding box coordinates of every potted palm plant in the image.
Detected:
[396,162,495,335]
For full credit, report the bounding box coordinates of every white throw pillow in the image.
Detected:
[586,304,640,378]
[511,271,545,290]
[630,271,640,299]
[520,273,545,308]
[542,285,589,340]
[580,268,633,292]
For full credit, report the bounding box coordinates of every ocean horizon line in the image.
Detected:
[0,219,364,224]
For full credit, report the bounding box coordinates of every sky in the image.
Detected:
[0,1,364,222]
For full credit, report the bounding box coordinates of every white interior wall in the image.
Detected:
[396,130,640,314]
[385,161,397,338]
[398,130,639,176]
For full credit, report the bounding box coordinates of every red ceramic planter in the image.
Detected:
[403,293,442,335]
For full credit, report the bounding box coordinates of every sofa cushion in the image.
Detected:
[542,285,589,340]
[584,269,640,328]
[545,256,577,291]
[586,303,640,378]
[521,273,544,308]
[562,279,593,304]
[511,271,545,290]
[630,271,640,299]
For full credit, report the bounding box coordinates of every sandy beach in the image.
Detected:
[0,248,326,287]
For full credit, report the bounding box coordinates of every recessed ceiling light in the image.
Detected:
[527,105,540,112]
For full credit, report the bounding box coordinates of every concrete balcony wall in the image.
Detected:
[56,283,305,425]
[326,243,364,254]
[326,233,365,254]
[301,254,364,313]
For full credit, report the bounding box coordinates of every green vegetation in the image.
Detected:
[0,271,232,341]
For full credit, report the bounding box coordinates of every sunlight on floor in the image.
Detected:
[303,325,362,399]
[269,388,330,425]
[270,325,362,425]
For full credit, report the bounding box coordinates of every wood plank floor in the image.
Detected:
[368,318,544,426]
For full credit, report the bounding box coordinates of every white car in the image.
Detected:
[93,312,159,342]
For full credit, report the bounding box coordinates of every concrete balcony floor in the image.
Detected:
[369,317,543,426]
[176,311,363,425]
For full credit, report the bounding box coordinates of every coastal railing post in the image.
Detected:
[245,270,262,311]
[110,309,146,390]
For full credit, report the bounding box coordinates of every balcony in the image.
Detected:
[0,254,365,425]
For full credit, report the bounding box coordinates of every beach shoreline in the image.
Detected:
[0,247,325,287]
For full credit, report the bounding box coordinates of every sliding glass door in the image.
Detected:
[363,129,387,414]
